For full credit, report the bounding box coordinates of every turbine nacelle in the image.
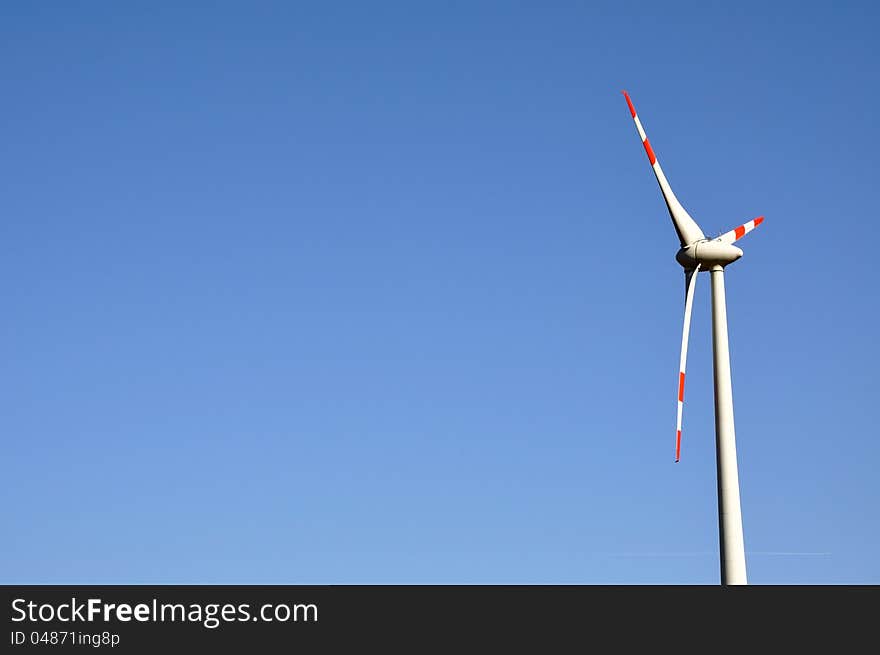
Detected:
[676,239,743,269]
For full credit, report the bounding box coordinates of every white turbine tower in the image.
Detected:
[623,90,764,586]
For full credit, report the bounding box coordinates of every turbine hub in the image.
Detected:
[676,240,743,269]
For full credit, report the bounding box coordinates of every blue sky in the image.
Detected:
[2,1,878,584]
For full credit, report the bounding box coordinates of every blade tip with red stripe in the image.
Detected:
[622,90,636,117]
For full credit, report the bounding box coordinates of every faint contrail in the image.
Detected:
[749,551,831,556]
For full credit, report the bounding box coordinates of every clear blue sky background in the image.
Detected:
[2,1,878,584]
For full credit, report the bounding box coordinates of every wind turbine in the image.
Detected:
[622,90,763,586]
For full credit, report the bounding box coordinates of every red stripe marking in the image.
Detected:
[675,430,681,462]
[643,139,656,165]
[623,91,636,117]
[678,372,685,402]
[735,225,746,239]
[754,216,764,226]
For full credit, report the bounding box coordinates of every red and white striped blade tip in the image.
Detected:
[736,215,764,238]
[622,90,636,117]
[723,216,765,243]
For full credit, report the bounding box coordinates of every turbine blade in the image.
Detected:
[623,91,705,247]
[676,264,701,462]
[718,216,764,244]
